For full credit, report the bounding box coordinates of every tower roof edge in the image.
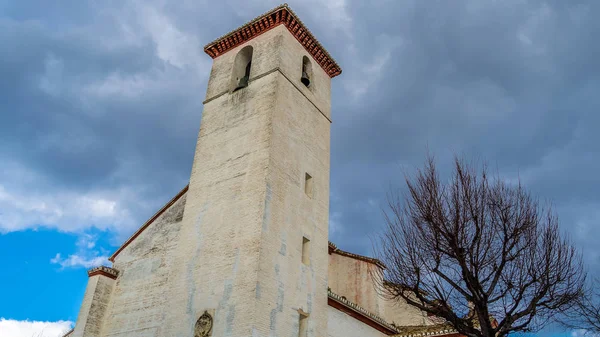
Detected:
[203,4,342,78]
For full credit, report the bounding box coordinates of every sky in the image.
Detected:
[1,0,599,336]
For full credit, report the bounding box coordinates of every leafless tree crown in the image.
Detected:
[374,156,585,337]
[560,277,600,333]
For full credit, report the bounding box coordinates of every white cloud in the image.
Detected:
[134,2,202,69]
[0,159,140,235]
[571,329,598,337]
[343,35,402,99]
[0,182,135,234]
[303,0,352,33]
[229,0,352,39]
[51,233,110,269]
[0,318,72,337]
[51,253,109,269]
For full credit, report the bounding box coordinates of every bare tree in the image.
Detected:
[559,278,600,333]
[373,155,586,337]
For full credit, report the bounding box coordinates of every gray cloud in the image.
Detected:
[1,0,600,281]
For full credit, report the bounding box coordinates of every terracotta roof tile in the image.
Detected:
[203,4,342,78]
[328,241,386,269]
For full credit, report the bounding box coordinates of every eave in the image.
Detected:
[203,4,342,78]
[328,289,400,335]
[328,241,386,269]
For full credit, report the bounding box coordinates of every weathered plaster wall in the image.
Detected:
[328,253,384,317]
[383,296,434,327]
[162,24,332,337]
[72,275,116,337]
[252,44,332,337]
[327,306,387,337]
[98,193,187,337]
[327,251,434,327]
[205,25,331,118]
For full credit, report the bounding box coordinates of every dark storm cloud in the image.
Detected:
[1,0,600,276]
[0,1,209,234]
[327,0,600,272]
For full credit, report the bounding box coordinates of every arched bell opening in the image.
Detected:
[301,56,312,88]
[231,46,253,92]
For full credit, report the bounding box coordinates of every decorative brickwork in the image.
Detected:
[391,325,458,337]
[87,266,119,280]
[203,4,342,78]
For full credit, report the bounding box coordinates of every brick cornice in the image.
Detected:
[392,324,460,337]
[87,266,119,280]
[203,4,342,78]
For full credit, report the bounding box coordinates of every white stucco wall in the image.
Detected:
[72,275,116,337]
[328,252,385,317]
[98,193,187,337]
[70,13,343,337]
[327,306,387,337]
[161,24,333,337]
[384,296,434,327]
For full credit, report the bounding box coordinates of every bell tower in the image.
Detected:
[163,4,341,337]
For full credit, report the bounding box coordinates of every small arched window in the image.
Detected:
[231,46,253,92]
[301,56,312,88]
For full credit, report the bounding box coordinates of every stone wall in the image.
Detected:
[327,249,435,327]
[383,295,435,327]
[327,306,387,337]
[160,24,333,337]
[98,193,187,337]
[328,252,385,317]
[72,274,116,337]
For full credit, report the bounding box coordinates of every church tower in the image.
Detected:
[68,5,469,337]
[163,5,341,337]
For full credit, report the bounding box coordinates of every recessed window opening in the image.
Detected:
[231,46,253,92]
[302,237,310,265]
[301,56,312,88]
[304,173,313,198]
[298,312,308,337]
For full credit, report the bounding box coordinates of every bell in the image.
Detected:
[234,75,249,91]
[301,71,310,87]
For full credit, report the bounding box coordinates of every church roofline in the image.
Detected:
[328,288,462,337]
[108,184,189,262]
[391,324,460,337]
[328,241,387,269]
[203,4,342,78]
[328,288,400,335]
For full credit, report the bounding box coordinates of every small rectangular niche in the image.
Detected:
[298,312,309,337]
[302,237,310,265]
[304,173,313,198]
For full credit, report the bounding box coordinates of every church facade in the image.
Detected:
[65,5,458,337]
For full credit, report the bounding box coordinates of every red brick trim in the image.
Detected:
[203,4,342,78]
[108,185,189,262]
[87,266,119,280]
